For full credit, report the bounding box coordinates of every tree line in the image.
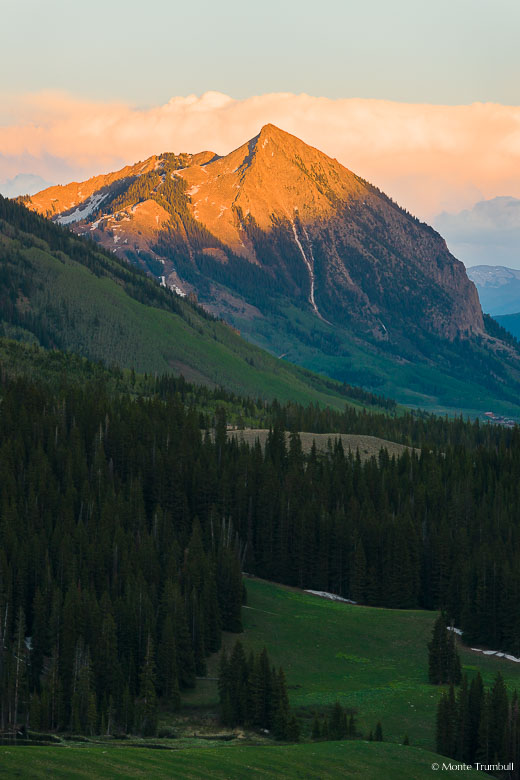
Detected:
[436,673,520,777]
[218,641,299,741]
[0,377,243,735]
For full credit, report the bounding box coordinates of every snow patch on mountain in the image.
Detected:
[467,266,520,288]
[56,192,108,225]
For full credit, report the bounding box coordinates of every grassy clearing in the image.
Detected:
[229,429,417,460]
[183,579,520,752]
[0,740,478,779]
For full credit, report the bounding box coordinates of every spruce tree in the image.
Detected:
[171,588,196,689]
[351,536,367,604]
[455,674,470,761]
[87,692,98,736]
[29,692,42,731]
[446,684,457,757]
[120,684,134,735]
[490,672,509,763]
[250,648,272,729]
[428,615,461,685]
[218,648,231,725]
[428,614,447,684]
[476,691,492,766]
[286,714,300,742]
[446,630,462,685]
[191,592,207,678]
[330,702,348,740]
[311,712,321,740]
[510,690,520,775]
[468,672,484,762]
[157,616,180,709]
[272,667,290,740]
[135,635,158,737]
[12,606,28,729]
[228,641,248,727]
[95,595,121,709]
[436,687,457,757]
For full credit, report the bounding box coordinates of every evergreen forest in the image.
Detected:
[436,673,520,771]
[1,351,520,741]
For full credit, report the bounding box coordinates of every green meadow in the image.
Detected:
[0,741,483,779]
[0,580,507,778]
[185,578,520,752]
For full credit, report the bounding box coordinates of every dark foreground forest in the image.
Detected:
[0,351,520,737]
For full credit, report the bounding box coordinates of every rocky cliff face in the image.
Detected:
[24,124,483,345]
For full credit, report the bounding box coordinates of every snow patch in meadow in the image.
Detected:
[448,627,520,663]
[305,590,357,605]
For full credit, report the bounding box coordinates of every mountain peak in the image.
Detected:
[254,123,319,158]
[259,122,280,134]
[257,123,287,140]
[170,122,358,258]
[23,127,484,346]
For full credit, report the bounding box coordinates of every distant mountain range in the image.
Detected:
[18,126,520,415]
[467,265,520,316]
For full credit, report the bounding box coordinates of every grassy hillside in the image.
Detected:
[0,741,488,779]
[184,579,520,753]
[237,302,520,417]
[0,196,386,411]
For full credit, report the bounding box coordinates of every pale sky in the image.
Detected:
[2,0,519,107]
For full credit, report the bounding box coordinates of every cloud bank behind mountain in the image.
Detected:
[1,91,520,219]
[0,173,54,198]
[434,197,520,270]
